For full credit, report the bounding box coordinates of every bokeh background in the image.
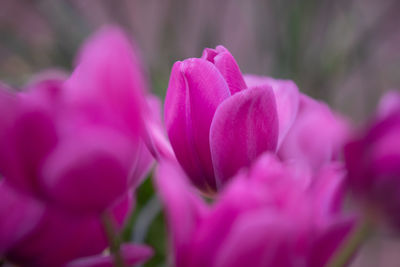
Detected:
[1,1,400,266]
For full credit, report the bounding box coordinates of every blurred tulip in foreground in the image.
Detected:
[0,26,153,214]
[345,91,400,229]
[156,154,356,267]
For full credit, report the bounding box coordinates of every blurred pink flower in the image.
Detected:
[156,154,356,267]
[345,91,400,229]
[0,26,153,214]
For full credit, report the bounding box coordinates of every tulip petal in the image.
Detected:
[165,59,230,191]
[13,107,59,193]
[202,46,247,95]
[143,95,175,161]
[0,86,24,188]
[0,181,44,254]
[0,79,64,194]
[215,210,292,267]
[312,164,346,220]
[210,86,279,187]
[244,75,299,148]
[7,190,134,266]
[155,160,207,267]
[248,153,312,205]
[377,90,400,118]
[9,210,105,266]
[65,26,146,137]
[308,216,356,267]
[41,129,134,213]
[129,140,154,188]
[164,62,205,190]
[278,94,349,171]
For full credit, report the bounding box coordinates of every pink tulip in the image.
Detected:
[156,154,356,267]
[165,46,279,193]
[0,26,153,213]
[0,181,153,266]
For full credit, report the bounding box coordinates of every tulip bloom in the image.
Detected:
[345,91,400,228]
[165,46,279,192]
[0,26,153,214]
[0,181,153,267]
[156,154,356,267]
[165,45,348,193]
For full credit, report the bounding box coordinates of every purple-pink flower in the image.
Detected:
[156,154,355,267]
[0,27,153,214]
[345,91,400,228]
[165,45,348,193]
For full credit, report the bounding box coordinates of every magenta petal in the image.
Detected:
[0,84,19,131]
[164,62,205,189]
[0,182,44,254]
[12,108,59,193]
[308,216,356,267]
[143,94,175,161]
[180,58,231,187]
[312,164,346,220]
[9,211,105,266]
[6,190,134,266]
[279,94,349,171]
[65,26,146,137]
[129,140,154,188]
[214,211,291,267]
[242,74,267,88]
[0,86,24,188]
[66,244,153,267]
[108,190,135,228]
[144,119,175,161]
[202,46,247,95]
[155,160,207,267]
[210,86,279,186]
[244,75,300,148]
[164,59,230,191]
[377,90,400,118]
[249,153,312,198]
[41,130,133,213]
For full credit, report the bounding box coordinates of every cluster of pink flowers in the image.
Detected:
[0,25,399,267]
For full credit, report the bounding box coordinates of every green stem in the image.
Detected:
[101,213,125,267]
[328,218,372,267]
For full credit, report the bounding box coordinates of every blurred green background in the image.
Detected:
[1,1,400,266]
